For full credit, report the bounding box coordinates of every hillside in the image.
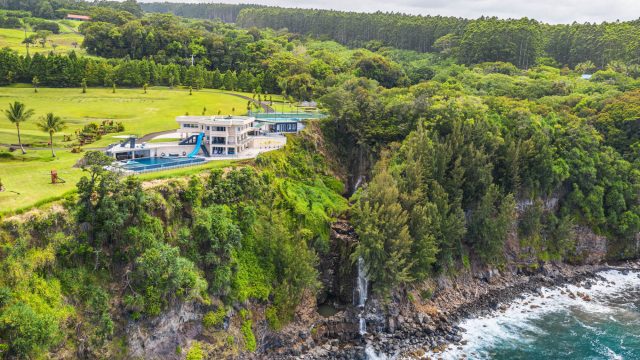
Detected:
[0,21,85,56]
[0,1,638,359]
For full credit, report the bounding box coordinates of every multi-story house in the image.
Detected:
[176,115,257,156]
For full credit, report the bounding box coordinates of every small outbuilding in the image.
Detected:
[66,14,91,21]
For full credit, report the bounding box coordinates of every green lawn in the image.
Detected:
[0,147,242,216]
[0,148,84,214]
[0,86,279,214]
[0,86,250,147]
[0,23,86,56]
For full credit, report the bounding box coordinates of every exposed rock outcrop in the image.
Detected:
[317,220,358,306]
[127,301,204,360]
[573,225,608,264]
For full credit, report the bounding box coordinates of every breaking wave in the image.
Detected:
[427,270,640,360]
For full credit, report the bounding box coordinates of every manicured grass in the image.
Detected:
[0,148,84,214]
[0,86,276,213]
[0,86,250,147]
[0,147,244,216]
[0,24,86,56]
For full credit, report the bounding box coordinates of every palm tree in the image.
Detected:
[4,101,34,154]
[37,113,66,157]
[21,36,35,56]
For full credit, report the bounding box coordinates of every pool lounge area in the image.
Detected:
[117,156,206,173]
[250,112,326,133]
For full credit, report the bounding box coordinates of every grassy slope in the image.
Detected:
[0,86,259,213]
[0,21,86,56]
[0,150,83,214]
[0,148,240,216]
[0,86,250,147]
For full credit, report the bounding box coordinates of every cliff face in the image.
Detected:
[573,226,608,264]
[317,220,358,305]
[76,193,632,360]
[126,302,204,360]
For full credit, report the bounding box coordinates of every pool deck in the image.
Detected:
[107,135,286,174]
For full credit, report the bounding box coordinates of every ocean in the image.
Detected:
[430,269,640,360]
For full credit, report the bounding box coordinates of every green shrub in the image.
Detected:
[420,288,433,300]
[202,306,226,329]
[240,310,256,352]
[265,306,281,330]
[462,254,471,269]
[185,342,204,360]
[32,21,60,34]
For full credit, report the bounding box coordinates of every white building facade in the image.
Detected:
[176,115,258,156]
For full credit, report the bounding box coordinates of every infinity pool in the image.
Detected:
[120,157,205,172]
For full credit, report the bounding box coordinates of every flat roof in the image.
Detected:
[177,115,255,126]
[67,14,91,20]
[106,141,181,154]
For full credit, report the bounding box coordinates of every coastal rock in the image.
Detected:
[573,226,608,264]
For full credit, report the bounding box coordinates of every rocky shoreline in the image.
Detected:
[297,259,640,360]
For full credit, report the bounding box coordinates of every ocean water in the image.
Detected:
[430,270,640,360]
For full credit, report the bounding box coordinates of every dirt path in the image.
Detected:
[58,22,80,35]
[217,91,275,113]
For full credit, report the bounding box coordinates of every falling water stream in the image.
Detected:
[356,256,368,335]
[355,257,388,359]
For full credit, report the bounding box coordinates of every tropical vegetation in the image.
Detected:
[0,1,638,358]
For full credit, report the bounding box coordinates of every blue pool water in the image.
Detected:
[120,157,205,172]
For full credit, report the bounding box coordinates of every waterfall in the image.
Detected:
[359,316,366,335]
[355,256,368,335]
[354,175,364,192]
[356,257,368,308]
[365,345,388,360]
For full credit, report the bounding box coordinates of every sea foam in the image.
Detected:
[424,269,640,359]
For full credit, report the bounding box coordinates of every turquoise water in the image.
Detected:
[432,270,640,360]
[121,157,204,172]
[489,289,640,359]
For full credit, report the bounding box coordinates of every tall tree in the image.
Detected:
[21,35,35,56]
[37,113,66,157]
[4,101,34,154]
[352,159,413,294]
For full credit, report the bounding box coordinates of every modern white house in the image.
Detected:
[176,115,260,156]
[104,114,299,173]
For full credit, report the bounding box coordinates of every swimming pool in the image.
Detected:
[119,157,205,172]
[251,112,325,120]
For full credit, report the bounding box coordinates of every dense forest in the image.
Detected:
[134,3,640,69]
[0,0,142,18]
[0,1,639,358]
[328,75,640,291]
[0,133,347,357]
[236,7,640,68]
[0,8,433,95]
[140,2,260,23]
